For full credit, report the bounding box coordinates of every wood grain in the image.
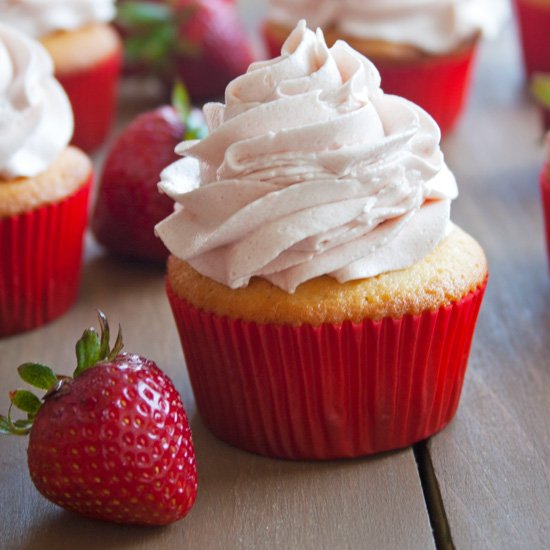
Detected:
[428,19,550,549]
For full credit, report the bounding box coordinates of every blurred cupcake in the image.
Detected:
[541,133,550,266]
[0,0,122,152]
[0,24,92,337]
[156,22,488,460]
[514,0,550,79]
[263,0,508,134]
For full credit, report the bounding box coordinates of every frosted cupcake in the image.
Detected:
[156,22,488,459]
[263,0,509,134]
[0,0,121,152]
[0,24,92,337]
[514,0,550,78]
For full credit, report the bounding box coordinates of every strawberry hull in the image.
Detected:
[57,49,122,153]
[0,176,92,337]
[514,0,550,78]
[167,279,487,460]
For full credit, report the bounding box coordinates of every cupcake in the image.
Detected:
[514,0,550,79]
[263,0,509,134]
[0,24,93,337]
[156,22,488,460]
[0,0,122,152]
[541,133,550,266]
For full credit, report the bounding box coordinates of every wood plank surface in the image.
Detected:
[428,17,550,549]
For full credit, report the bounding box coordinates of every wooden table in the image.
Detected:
[1,7,548,550]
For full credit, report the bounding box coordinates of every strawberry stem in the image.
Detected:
[1,311,123,437]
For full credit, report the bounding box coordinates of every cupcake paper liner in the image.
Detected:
[167,279,487,460]
[514,0,550,78]
[373,47,477,135]
[541,166,550,266]
[0,175,92,337]
[57,49,122,152]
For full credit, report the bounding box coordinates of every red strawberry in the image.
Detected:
[118,0,255,99]
[92,85,205,263]
[1,312,197,526]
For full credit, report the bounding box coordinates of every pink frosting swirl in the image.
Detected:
[156,21,458,293]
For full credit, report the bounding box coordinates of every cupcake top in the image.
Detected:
[156,21,458,294]
[0,0,116,39]
[269,0,509,53]
[0,23,73,179]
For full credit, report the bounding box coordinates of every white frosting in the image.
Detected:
[0,0,116,38]
[0,23,73,179]
[269,0,510,53]
[156,22,458,293]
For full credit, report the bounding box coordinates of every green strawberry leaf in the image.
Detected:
[75,328,102,376]
[0,415,11,435]
[108,326,124,361]
[117,2,171,26]
[0,411,32,436]
[13,418,34,430]
[531,73,550,108]
[17,363,57,391]
[9,390,41,415]
[97,310,110,359]
[172,81,192,120]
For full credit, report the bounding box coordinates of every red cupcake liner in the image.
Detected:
[374,48,477,135]
[56,49,122,152]
[541,165,550,266]
[262,24,476,135]
[167,279,487,460]
[0,175,92,337]
[514,0,550,79]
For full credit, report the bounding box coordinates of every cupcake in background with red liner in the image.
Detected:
[541,133,550,266]
[0,0,121,152]
[0,24,93,337]
[156,21,488,460]
[513,0,550,79]
[263,0,509,134]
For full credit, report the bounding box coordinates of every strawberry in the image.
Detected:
[117,0,255,99]
[0,311,197,526]
[92,84,206,263]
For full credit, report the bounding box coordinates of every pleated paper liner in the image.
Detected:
[57,49,122,153]
[541,166,550,267]
[262,23,477,135]
[514,0,550,78]
[167,279,487,460]
[371,46,477,135]
[0,175,92,337]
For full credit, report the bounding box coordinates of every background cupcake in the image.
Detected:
[156,22,488,460]
[0,24,92,337]
[514,0,550,79]
[263,0,509,134]
[0,0,122,152]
